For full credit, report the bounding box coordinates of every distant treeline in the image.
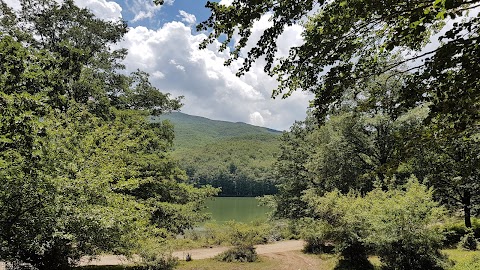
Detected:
[189,168,277,197]
[175,134,280,196]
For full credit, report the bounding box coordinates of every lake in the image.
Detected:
[202,197,272,224]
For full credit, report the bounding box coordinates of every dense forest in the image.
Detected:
[154,112,279,196]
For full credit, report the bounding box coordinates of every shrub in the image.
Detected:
[442,222,468,247]
[176,219,299,250]
[299,218,335,254]
[225,221,270,246]
[132,254,178,270]
[267,220,293,241]
[366,179,450,270]
[132,238,178,270]
[458,228,478,251]
[2,236,82,270]
[303,237,328,254]
[441,218,480,248]
[301,190,372,267]
[302,177,450,270]
[215,245,257,262]
[334,242,374,270]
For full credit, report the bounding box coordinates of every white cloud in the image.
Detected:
[126,0,172,22]
[249,112,265,126]
[3,0,310,130]
[76,0,122,21]
[2,0,21,10]
[117,19,310,130]
[178,10,196,26]
[169,59,185,71]
[219,0,233,6]
[151,71,165,79]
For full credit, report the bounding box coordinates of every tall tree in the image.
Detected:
[417,128,480,228]
[271,73,427,219]
[273,118,317,219]
[0,1,214,269]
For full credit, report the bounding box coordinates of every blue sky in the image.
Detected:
[120,0,212,29]
[4,0,311,130]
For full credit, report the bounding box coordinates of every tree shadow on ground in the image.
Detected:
[334,257,375,270]
[76,266,133,270]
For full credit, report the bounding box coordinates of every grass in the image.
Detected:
[444,249,480,270]
[79,267,128,270]
[176,257,278,270]
[176,252,340,270]
[368,255,382,268]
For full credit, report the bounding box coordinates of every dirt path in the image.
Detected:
[0,240,308,269]
[76,240,306,266]
[174,240,329,270]
[172,240,305,260]
[261,251,328,270]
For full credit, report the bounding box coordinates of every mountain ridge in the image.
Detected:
[152,112,281,150]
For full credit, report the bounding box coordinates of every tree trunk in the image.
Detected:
[463,190,472,228]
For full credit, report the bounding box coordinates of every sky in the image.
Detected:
[3,0,311,131]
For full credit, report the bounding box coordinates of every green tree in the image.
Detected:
[0,1,215,269]
[273,118,316,219]
[271,73,428,219]
[419,131,480,228]
[176,135,279,197]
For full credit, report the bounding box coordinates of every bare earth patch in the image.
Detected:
[173,240,305,261]
[260,250,328,270]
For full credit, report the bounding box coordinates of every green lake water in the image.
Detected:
[202,197,272,224]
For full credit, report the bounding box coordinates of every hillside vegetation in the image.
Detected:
[153,113,281,196]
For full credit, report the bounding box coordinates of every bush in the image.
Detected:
[132,254,178,270]
[178,220,293,249]
[303,237,334,254]
[378,243,449,270]
[441,218,480,248]
[215,245,257,262]
[302,177,450,270]
[132,238,178,270]
[442,222,468,247]
[458,228,478,251]
[2,236,82,270]
[334,242,374,270]
[366,180,450,270]
[267,220,294,241]
[225,221,270,246]
[301,190,372,267]
[299,218,335,254]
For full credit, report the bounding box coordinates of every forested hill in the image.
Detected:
[152,112,281,197]
[153,112,281,150]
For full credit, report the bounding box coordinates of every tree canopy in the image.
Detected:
[0,1,215,269]
[196,0,479,134]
